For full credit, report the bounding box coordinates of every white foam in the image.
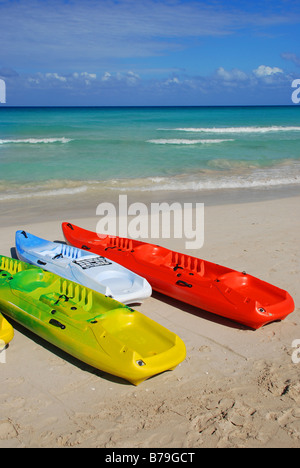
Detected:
[0,137,72,144]
[147,138,234,145]
[170,126,300,134]
[0,185,87,201]
[139,176,300,192]
[111,165,300,192]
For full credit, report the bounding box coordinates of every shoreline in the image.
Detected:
[1,183,299,227]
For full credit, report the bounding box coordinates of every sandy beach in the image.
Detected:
[0,187,299,448]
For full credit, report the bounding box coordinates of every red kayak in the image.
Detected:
[62,222,295,329]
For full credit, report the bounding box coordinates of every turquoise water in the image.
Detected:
[0,106,299,199]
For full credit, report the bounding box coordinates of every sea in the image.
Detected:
[0,106,299,201]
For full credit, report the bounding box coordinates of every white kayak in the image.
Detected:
[15,230,152,305]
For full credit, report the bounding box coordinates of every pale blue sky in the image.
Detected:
[0,0,300,106]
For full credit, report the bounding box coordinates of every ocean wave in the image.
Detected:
[1,173,299,200]
[1,161,300,200]
[147,138,234,145]
[169,126,300,134]
[145,177,300,191]
[108,161,300,192]
[123,176,300,192]
[0,137,72,145]
[0,185,87,201]
[2,174,299,200]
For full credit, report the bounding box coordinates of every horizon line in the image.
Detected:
[0,104,298,109]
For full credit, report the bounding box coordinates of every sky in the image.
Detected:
[0,0,300,106]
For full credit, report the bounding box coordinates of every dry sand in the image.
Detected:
[0,188,299,448]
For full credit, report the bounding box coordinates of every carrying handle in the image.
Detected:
[54,294,72,305]
[49,318,66,330]
[173,264,184,272]
[37,260,47,266]
[176,280,193,288]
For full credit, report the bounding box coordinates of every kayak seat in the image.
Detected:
[217,271,287,305]
[94,270,134,288]
[97,307,174,356]
[10,270,53,293]
[133,244,169,265]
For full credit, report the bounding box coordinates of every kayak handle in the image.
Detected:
[173,264,184,272]
[176,280,193,288]
[53,253,63,259]
[54,294,72,305]
[67,223,74,230]
[49,319,66,330]
[82,245,91,250]
[37,260,47,266]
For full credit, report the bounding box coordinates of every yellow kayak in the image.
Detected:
[0,313,14,348]
[0,261,14,347]
[0,256,186,385]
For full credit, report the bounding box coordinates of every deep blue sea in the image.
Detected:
[0,106,299,200]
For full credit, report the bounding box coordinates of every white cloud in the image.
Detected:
[102,72,112,82]
[5,60,295,106]
[45,72,67,82]
[253,65,283,77]
[79,72,97,85]
[28,77,40,85]
[217,67,248,81]
[100,71,140,85]
[126,71,140,84]
[81,72,96,80]
[25,71,99,88]
[164,77,180,86]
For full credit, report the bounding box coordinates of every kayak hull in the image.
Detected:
[62,222,295,330]
[15,230,152,305]
[0,256,186,385]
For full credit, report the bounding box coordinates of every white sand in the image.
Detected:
[0,192,299,448]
